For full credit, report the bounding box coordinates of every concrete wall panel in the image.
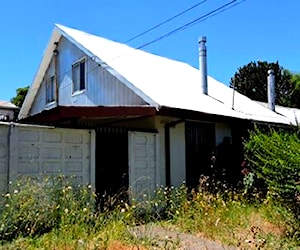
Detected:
[0,123,93,194]
[0,125,8,193]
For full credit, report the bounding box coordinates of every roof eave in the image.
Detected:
[18,28,62,120]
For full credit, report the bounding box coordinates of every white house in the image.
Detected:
[18,24,295,197]
[0,101,19,121]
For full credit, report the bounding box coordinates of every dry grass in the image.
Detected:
[1,180,299,249]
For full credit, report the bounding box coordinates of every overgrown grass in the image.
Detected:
[0,175,299,249]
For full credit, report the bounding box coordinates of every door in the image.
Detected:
[128,131,158,198]
[185,121,215,188]
[95,127,128,203]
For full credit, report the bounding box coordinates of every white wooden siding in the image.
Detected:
[31,55,56,114]
[30,37,147,116]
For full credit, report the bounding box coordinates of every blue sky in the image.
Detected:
[1,0,299,101]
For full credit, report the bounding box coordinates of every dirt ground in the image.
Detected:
[129,225,236,250]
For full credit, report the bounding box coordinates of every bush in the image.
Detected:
[0,175,95,241]
[243,128,300,229]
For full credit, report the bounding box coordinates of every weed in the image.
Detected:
[0,176,299,249]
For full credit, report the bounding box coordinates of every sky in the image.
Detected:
[0,0,299,101]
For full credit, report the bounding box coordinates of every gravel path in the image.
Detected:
[130,225,237,250]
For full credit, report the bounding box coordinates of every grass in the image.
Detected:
[0,176,299,249]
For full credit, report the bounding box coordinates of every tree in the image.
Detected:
[230,61,300,108]
[290,73,300,108]
[10,86,29,108]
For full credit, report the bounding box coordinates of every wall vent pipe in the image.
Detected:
[267,69,275,111]
[199,36,208,95]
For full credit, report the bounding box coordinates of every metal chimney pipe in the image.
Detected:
[199,36,208,95]
[267,69,275,111]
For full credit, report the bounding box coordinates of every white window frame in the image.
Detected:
[72,57,86,94]
[46,75,55,104]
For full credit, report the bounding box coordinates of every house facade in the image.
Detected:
[0,101,19,121]
[18,25,295,197]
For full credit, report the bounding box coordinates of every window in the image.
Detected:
[46,76,55,103]
[72,58,86,93]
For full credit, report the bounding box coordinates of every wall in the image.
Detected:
[0,109,16,121]
[215,123,232,146]
[0,122,94,194]
[0,124,8,192]
[30,37,146,116]
[170,122,186,187]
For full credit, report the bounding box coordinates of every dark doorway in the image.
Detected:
[95,127,128,205]
[185,121,215,188]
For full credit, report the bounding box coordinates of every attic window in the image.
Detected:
[72,58,86,93]
[46,76,55,103]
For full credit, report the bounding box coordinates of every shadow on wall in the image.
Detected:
[213,136,241,185]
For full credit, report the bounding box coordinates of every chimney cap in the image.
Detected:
[268,69,274,75]
[199,36,207,43]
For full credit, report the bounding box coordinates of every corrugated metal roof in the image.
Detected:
[257,102,300,126]
[19,24,295,126]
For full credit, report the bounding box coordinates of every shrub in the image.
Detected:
[243,128,300,235]
[0,175,95,241]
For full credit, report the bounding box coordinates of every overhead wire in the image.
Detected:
[123,0,207,43]
[28,0,246,91]
[109,0,246,61]
[25,0,247,106]
[136,0,242,50]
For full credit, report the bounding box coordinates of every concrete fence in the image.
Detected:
[0,122,94,194]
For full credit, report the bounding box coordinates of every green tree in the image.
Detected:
[230,61,300,108]
[290,72,300,107]
[10,86,29,108]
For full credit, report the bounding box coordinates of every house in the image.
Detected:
[18,24,295,198]
[0,101,19,121]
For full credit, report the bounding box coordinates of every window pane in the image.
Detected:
[50,76,55,101]
[46,76,55,103]
[72,59,86,92]
[72,64,80,92]
[80,61,85,90]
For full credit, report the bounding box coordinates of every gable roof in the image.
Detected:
[19,24,294,126]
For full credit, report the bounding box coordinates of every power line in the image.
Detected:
[123,0,207,44]
[136,0,244,50]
